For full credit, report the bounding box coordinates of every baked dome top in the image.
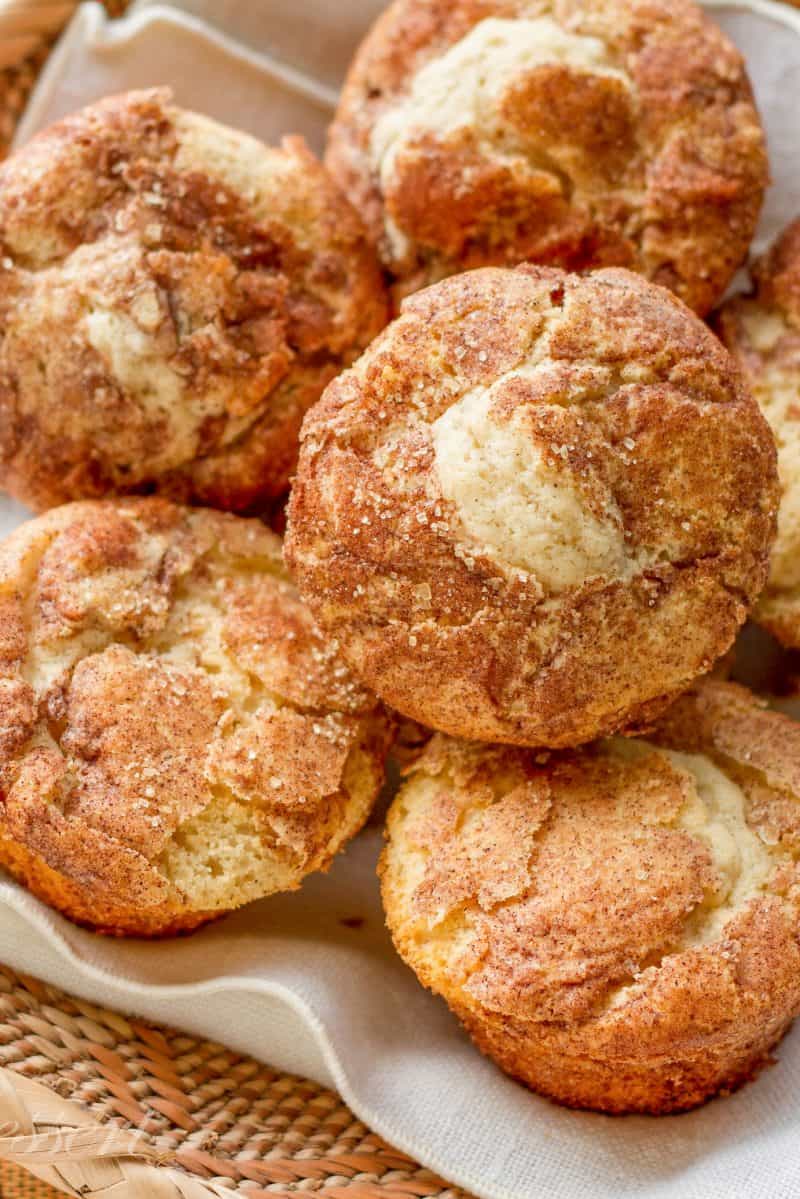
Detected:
[381,680,800,1112]
[327,0,767,313]
[716,218,800,649]
[0,88,387,512]
[0,499,390,935]
[286,265,778,747]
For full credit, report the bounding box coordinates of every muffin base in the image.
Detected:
[0,828,221,938]
[456,1003,789,1115]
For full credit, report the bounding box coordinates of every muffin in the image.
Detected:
[327,0,767,312]
[0,499,391,936]
[716,219,800,649]
[285,265,778,748]
[0,88,387,513]
[381,680,800,1114]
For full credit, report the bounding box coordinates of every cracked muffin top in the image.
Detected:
[0,88,387,513]
[0,499,390,936]
[380,680,800,1113]
[716,218,800,649]
[327,0,767,313]
[285,265,778,748]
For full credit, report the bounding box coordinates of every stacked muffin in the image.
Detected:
[0,89,393,936]
[0,0,799,1116]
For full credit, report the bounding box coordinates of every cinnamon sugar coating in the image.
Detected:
[285,265,778,747]
[381,680,800,1113]
[0,88,387,512]
[0,499,391,936]
[327,0,767,312]
[716,218,800,648]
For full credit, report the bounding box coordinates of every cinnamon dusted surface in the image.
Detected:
[327,0,767,313]
[716,218,800,650]
[0,498,391,935]
[0,88,387,513]
[381,680,800,1114]
[286,265,778,747]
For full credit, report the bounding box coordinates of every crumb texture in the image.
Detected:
[0,499,390,935]
[432,377,634,590]
[0,88,387,512]
[327,0,767,312]
[286,265,778,747]
[716,217,800,648]
[380,680,800,1113]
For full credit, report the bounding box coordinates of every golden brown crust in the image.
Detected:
[0,89,387,513]
[0,831,219,937]
[286,265,778,747]
[327,0,767,313]
[715,218,800,648]
[0,498,391,937]
[380,680,800,1113]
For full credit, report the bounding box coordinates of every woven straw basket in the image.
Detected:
[0,3,470,1197]
[0,968,466,1198]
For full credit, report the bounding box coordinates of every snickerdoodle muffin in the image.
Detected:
[381,680,800,1114]
[0,88,387,513]
[327,0,767,312]
[285,265,778,748]
[716,219,800,649]
[0,499,391,936]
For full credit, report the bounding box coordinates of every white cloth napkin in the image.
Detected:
[2,3,800,1197]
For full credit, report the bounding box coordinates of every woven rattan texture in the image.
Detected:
[0,1158,60,1198]
[0,967,469,1197]
[1,1161,57,1198]
[0,1,128,155]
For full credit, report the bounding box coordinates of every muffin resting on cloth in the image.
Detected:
[0,499,391,936]
[285,265,778,748]
[327,0,767,313]
[381,680,800,1114]
[0,88,387,513]
[716,219,800,649]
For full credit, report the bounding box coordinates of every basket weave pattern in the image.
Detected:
[0,967,469,1197]
[0,1,128,154]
